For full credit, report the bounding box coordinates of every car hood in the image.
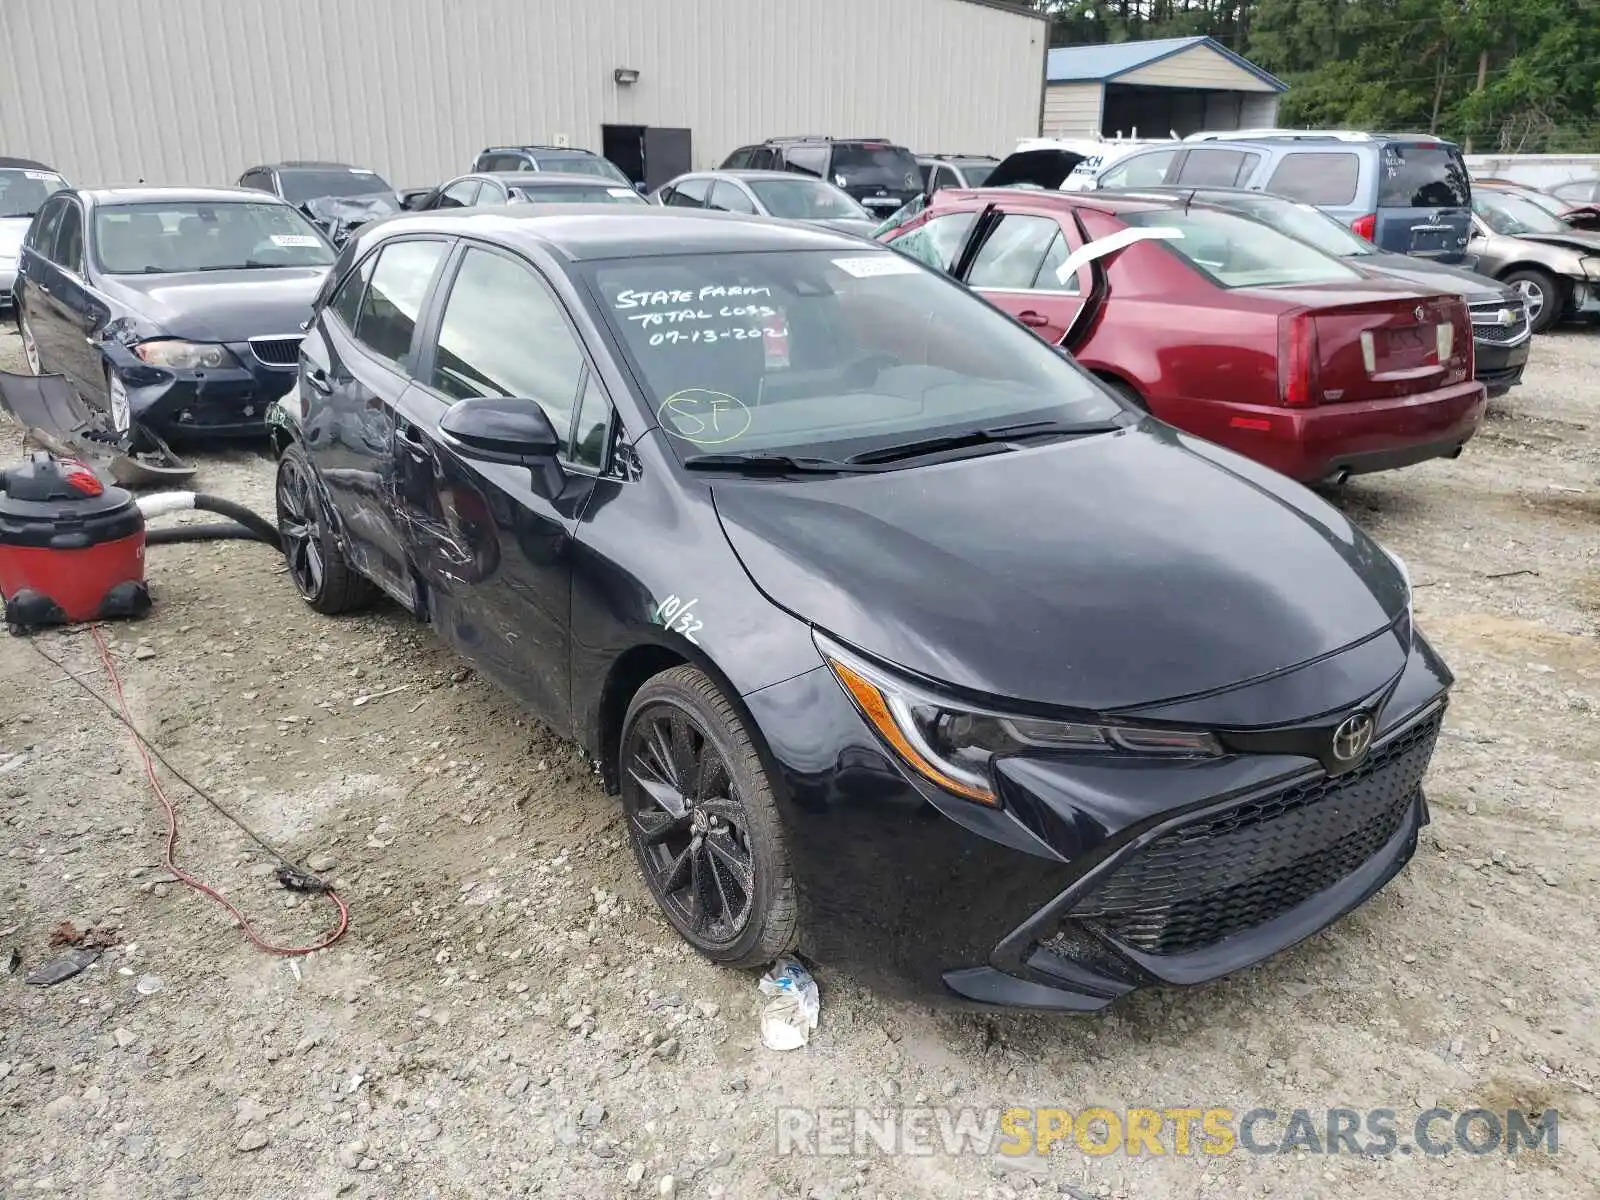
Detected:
[0,218,29,259]
[100,267,330,341]
[1350,251,1509,299]
[712,423,1408,713]
[806,217,879,236]
[1508,229,1600,256]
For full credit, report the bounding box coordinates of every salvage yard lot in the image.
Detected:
[1,321,1597,1200]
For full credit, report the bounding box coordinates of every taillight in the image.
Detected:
[1278,312,1318,406]
[1351,213,1377,241]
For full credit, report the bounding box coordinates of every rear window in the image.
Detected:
[960,164,995,187]
[829,144,921,189]
[533,154,631,185]
[514,183,646,205]
[1122,207,1363,290]
[1263,152,1361,206]
[1377,145,1469,208]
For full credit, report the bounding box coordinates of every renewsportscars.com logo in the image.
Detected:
[776,1105,1559,1158]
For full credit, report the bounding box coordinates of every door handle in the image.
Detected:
[305,367,332,394]
[1018,310,1049,328]
[37,284,51,296]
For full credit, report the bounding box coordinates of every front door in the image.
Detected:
[642,127,693,192]
[303,235,451,603]
[47,199,107,396]
[397,241,592,728]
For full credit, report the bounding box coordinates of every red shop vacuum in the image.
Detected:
[0,452,282,635]
[0,452,151,632]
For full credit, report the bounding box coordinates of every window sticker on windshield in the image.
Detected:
[351,168,376,175]
[657,389,753,446]
[830,255,920,278]
[23,171,55,181]
[606,187,636,198]
[270,234,321,247]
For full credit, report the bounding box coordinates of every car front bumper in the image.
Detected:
[107,339,298,438]
[1474,335,1530,397]
[743,629,1451,1012]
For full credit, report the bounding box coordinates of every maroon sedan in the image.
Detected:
[877,190,1487,484]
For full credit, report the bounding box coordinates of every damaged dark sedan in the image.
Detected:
[239,161,403,246]
[268,206,1451,1011]
[13,186,335,439]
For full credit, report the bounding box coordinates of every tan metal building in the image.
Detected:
[1043,36,1286,140]
[0,0,1047,190]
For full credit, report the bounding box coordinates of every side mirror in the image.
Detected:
[439,397,565,492]
[635,182,649,195]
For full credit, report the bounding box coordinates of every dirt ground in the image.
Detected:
[1,320,1596,1200]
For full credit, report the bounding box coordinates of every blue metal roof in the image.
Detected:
[1046,36,1288,93]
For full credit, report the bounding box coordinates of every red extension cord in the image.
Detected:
[90,625,349,956]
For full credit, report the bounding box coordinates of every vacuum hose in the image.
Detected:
[136,492,282,551]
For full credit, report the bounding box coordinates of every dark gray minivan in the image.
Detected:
[1082,131,1474,263]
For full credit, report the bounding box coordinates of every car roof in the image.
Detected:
[0,156,54,171]
[918,155,999,164]
[78,185,291,206]
[943,187,1185,216]
[482,145,599,156]
[474,171,633,186]
[267,161,361,170]
[354,206,879,262]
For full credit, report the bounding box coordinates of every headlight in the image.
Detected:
[133,340,239,370]
[1581,257,1600,280]
[1378,542,1414,628]
[815,633,1221,807]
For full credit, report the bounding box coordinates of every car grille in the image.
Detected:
[249,336,304,367]
[1069,709,1442,957]
[1469,299,1530,346]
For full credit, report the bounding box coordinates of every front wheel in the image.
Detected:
[1503,267,1563,334]
[274,443,378,615]
[620,665,798,968]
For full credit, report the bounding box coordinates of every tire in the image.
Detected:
[1503,267,1563,334]
[18,308,42,376]
[619,665,799,969]
[274,442,378,615]
[1099,375,1148,411]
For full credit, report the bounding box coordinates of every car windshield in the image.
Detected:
[1500,188,1568,219]
[513,183,647,205]
[829,145,921,189]
[94,201,336,274]
[582,248,1125,463]
[536,155,631,184]
[0,168,68,218]
[1474,191,1569,236]
[1122,207,1363,289]
[1220,195,1377,257]
[747,178,868,220]
[277,169,395,203]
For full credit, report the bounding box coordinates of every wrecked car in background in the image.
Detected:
[12,186,334,440]
[2,157,69,309]
[1469,186,1600,332]
[238,161,403,246]
[268,205,1451,1012]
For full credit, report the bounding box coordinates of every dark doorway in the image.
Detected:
[602,124,647,184]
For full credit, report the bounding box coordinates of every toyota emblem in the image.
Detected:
[1413,305,1426,321]
[1331,712,1374,764]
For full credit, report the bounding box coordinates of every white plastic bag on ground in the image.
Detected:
[758,955,819,1050]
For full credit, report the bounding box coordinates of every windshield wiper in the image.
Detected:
[682,452,876,475]
[845,418,1123,466]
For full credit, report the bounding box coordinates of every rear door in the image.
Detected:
[304,236,452,602]
[17,196,68,371]
[45,198,104,394]
[1373,142,1472,262]
[959,209,1087,345]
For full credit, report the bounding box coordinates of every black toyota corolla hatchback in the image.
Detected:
[268,206,1451,1012]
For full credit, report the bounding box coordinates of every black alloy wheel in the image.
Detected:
[621,666,798,968]
[274,444,377,614]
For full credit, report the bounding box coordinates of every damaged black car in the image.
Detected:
[268,206,1451,1011]
[239,161,403,246]
[13,186,335,440]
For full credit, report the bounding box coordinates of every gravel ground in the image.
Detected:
[1,322,1596,1200]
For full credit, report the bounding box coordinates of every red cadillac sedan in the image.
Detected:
[876,190,1487,484]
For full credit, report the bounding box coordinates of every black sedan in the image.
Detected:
[237,160,403,246]
[267,206,1451,1011]
[407,172,650,212]
[12,187,335,440]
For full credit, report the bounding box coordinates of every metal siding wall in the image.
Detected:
[0,0,1046,187]
[1116,46,1276,93]
[1041,85,1104,138]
